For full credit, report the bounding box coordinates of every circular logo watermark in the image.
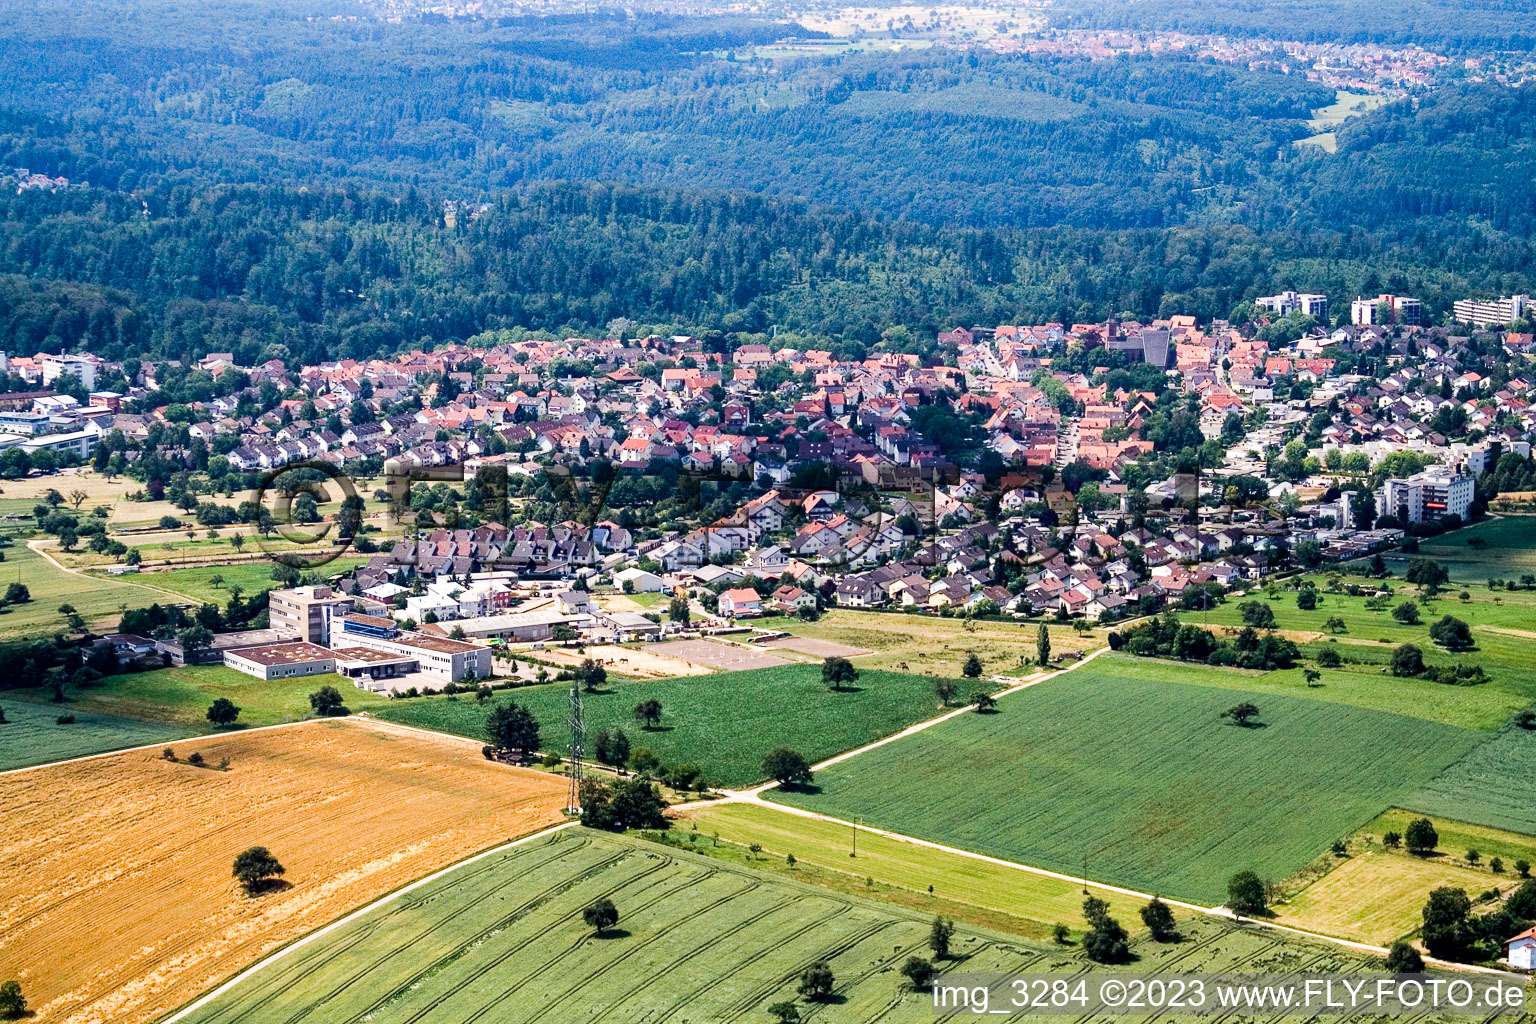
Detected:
[247,461,359,569]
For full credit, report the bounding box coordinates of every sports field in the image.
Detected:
[176,829,1380,1024]
[0,697,190,771]
[771,659,1484,904]
[1404,723,1536,834]
[0,719,567,1024]
[379,663,979,788]
[680,803,1148,941]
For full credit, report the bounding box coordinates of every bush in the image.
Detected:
[55,713,75,724]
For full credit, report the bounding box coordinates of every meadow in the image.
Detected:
[1410,516,1536,579]
[1173,576,1536,729]
[122,557,372,605]
[1404,723,1536,835]
[764,608,1099,676]
[378,664,975,788]
[49,663,391,731]
[678,803,1148,942]
[0,539,161,639]
[771,658,1484,905]
[0,720,567,1024]
[0,696,190,771]
[176,829,1383,1024]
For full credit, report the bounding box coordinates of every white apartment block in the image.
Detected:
[1351,294,1422,326]
[1453,294,1531,329]
[269,585,356,643]
[1378,468,1474,524]
[1256,291,1329,320]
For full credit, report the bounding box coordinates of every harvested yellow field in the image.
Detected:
[0,719,568,1024]
[1278,850,1500,945]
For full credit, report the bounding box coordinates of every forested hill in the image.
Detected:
[2,176,1533,368]
[1049,0,1536,53]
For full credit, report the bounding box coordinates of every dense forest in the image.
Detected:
[1,0,1534,358]
[1049,0,1536,53]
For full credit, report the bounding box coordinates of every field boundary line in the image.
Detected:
[157,819,581,1024]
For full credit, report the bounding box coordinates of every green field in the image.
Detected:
[1297,89,1392,152]
[1411,516,1536,578]
[44,664,390,731]
[771,658,1484,904]
[378,664,971,788]
[1404,723,1536,835]
[0,541,161,640]
[0,697,190,771]
[1175,579,1536,729]
[683,803,1148,942]
[119,558,371,605]
[177,828,1382,1024]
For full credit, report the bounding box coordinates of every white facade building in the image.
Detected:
[1378,468,1474,524]
[1454,294,1531,329]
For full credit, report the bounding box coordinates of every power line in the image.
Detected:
[566,680,584,816]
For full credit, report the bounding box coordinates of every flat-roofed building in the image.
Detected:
[429,608,589,643]
[329,613,491,683]
[331,646,420,689]
[224,640,337,681]
[269,585,356,643]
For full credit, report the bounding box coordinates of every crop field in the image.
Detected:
[177,828,1381,1024]
[1411,516,1536,577]
[1404,723,1536,834]
[0,697,190,771]
[379,664,976,788]
[679,803,1148,942]
[766,609,1098,676]
[0,719,567,1024]
[1277,849,1496,945]
[771,659,1484,904]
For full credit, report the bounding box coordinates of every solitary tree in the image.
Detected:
[929,915,955,959]
[1385,941,1424,974]
[901,956,936,991]
[971,690,997,712]
[582,896,619,936]
[1036,623,1051,665]
[576,658,607,693]
[1323,616,1347,634]
[821,656,858,691]
[1303,668,1322,687]
[962,653,983,679]
[1392,601,1420,625]
[1429,615,1474,650]
[1420,887,1474,960]
[1405,817,1439,856]
[206,697,242,728]
[797,960,836,1002]
[633,698,663,730]
[308,685,346,717]
[232,846,285,896]
[1220,702,1261,727]
[1239,601,1276,630]
[1391,643,1425,677]
[0,980,24,1020]
[1140,897,1179,942]
[1226,870,1267,915]
[1296,588,1318,610]
[762,747,814,788]
[766,1001,801,1024]
[934,678,957,706]
[1080,896,1131,963]
[668,595,690,626]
